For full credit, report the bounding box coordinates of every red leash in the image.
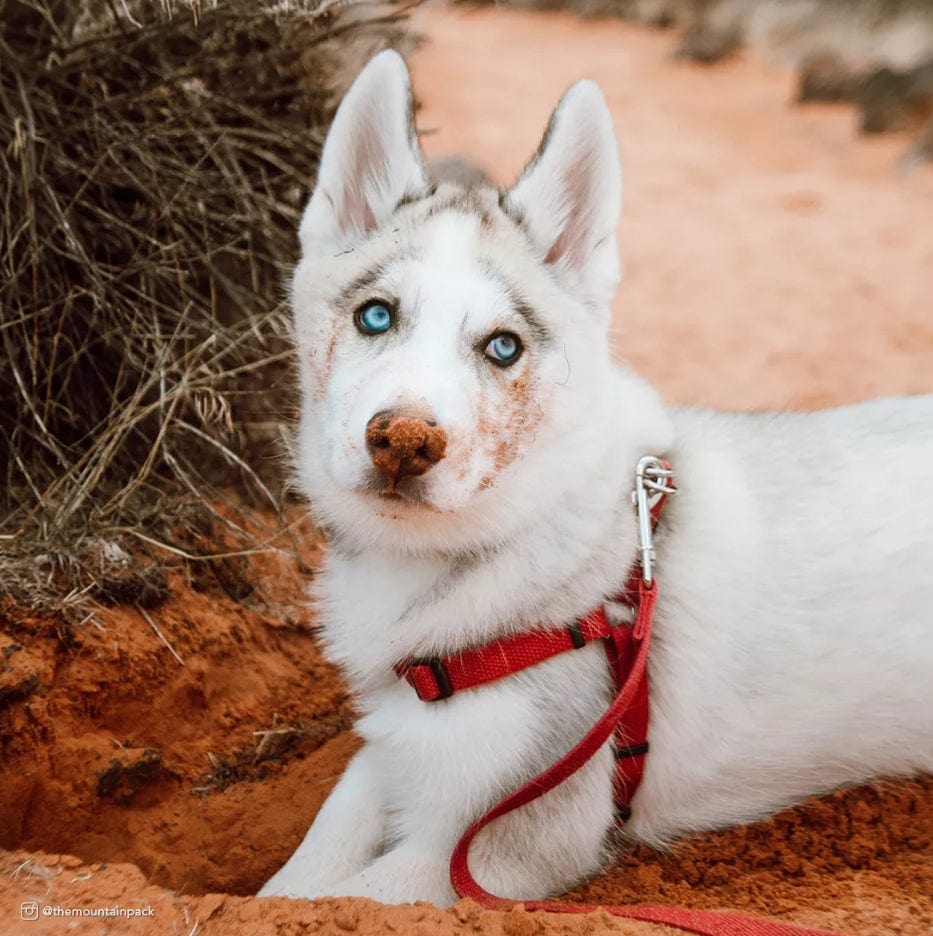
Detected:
[447,578,843,936]
[395,458,847,936]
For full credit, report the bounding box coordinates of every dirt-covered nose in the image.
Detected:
[365,410,447,486]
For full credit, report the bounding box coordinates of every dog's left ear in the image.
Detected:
[505,81,622,307]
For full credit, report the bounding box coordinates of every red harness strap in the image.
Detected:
[393,473,846,936]
[395,609,614,702]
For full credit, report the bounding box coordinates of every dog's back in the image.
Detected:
[428,154,494,190]
[627,394,933,842]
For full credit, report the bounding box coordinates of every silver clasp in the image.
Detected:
[633,456,677,587]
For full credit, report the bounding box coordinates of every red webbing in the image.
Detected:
[397,608,613,702]
[448,580,846,936]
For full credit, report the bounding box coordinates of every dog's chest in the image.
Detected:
[316,547,618,839]
[316,550,454,691]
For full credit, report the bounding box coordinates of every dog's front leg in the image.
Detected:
[258,746,386,899]
[317,747,614,907]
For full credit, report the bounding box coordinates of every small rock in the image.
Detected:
[333,905,360,932]
[677,21,741,64]
[860,59,933,134]
[797,51,865,103]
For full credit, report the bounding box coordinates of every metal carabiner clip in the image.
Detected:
[633,456,677,588]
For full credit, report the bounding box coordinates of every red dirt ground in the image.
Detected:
[2,5,932,935]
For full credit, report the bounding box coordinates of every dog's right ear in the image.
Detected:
[299,50,429,255]
[504,81,622,308]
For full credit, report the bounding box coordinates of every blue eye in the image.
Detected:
[484,332,523,366]
[355,302,394,335]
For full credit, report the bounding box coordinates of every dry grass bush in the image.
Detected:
[0,0,416,619]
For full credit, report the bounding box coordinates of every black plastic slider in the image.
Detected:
[614,741,649,760]
[615,804,633,823]
[567,621,587,649]
[409,658,454,701]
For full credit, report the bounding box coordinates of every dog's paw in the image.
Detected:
[257,869,331,901]
[318,855,458,906]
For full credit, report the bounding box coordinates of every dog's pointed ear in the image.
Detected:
[300,50,429,254]
[504,81,622,306]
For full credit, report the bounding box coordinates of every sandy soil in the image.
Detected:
[1,5,931,935]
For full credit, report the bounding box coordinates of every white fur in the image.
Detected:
[506,80,623,307]
[260,50,933,905]
[300,50,428,255]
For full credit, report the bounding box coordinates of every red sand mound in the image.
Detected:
[1,532,931,935]
[2,5,932,935]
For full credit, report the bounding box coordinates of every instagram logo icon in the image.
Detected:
[20,901,39,920]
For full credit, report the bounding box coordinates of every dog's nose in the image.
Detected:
[365,410,447,487]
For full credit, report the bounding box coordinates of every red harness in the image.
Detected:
[395,497,662,821]
[393,462,845,936]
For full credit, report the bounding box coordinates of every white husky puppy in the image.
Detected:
[259,50,933,905]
